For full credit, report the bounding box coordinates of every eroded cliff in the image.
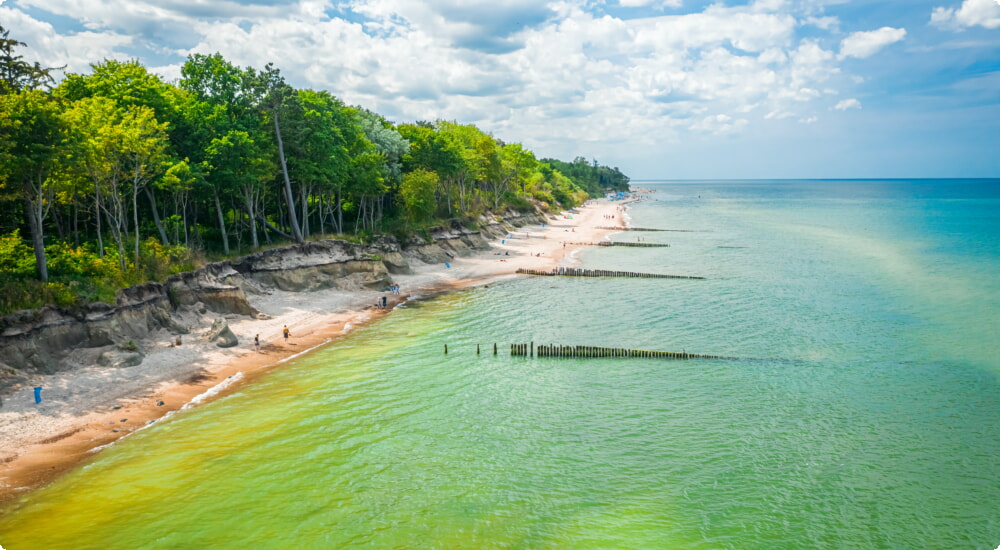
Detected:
[0,213,543,397]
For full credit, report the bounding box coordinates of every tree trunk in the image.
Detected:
[24,196,48,283]
[355,197,364,234]
[52,205,65,241]
[335,188,343,235]
[132,177,141,266]
[300,184,310,239]
[72,197,80,247]
[376,194,383,230]
[144,187,170,245]
[182,194,190,247]
[273,110,303,243]
[94,184,105,258]
[317,194,326,235]
[214,189,230,255]
[244,187,259,249]
[257,216,293,240]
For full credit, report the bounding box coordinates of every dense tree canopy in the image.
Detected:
[0,28,630,313]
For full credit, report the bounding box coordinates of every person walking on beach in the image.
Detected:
[283,325,290,343]
[254,334,260,353]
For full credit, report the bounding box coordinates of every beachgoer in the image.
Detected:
[254,334,260,353]
[283,325,290,342]
[381,296,388,308]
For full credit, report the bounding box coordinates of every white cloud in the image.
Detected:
[690,113,749,135]
[833,98,861,110]
[931,0,1000,30]
[1,0,888,159]
[0,7,133,74]
[804,16,838,30]
[838,27,906,59]
[618,0,682,8]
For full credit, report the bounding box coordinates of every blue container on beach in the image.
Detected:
[34,386,42,403]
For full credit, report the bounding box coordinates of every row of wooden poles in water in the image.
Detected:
[595,226,697,232]
[443,343,733,360]
[595,241,670,248]
[517,267,705,280]
[553,241,670,248]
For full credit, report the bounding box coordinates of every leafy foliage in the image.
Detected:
[0,29,630,314]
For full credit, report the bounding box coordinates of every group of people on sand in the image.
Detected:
[253,324,291,353]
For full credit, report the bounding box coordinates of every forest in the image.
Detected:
[0,26,629,315]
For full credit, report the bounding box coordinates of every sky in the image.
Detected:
[2,0,998,179]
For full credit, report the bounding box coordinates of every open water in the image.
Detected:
[1,179,998,549]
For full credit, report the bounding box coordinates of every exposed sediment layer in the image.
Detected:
[0,210,544,395]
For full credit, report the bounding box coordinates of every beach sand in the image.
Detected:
[0,199,629,503]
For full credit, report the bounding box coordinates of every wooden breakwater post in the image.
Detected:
[528,344,737,360]
[477,344,480,355]
[517,267,704,280]
[596,226,698,233]
[444,344,448,355]
[494,343,497,355]
[596,241,670,248]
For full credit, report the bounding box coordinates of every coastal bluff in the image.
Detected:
[0,210,544,397]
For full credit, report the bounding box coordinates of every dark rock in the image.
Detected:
[97,350,144,368]
[205,318,238,348]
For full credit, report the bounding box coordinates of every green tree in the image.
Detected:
[61,96,118,259]
[0,91,67,281]
[255,63,304,243]
[0,25,60,94]
[400,168,438,223]
[180,53,274,251]
[399,123,465,215]
[293,90,353,238]
[56,60,186,247]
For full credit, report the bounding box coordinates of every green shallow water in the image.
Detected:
[1,180,999,549]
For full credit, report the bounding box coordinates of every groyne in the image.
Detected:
[517,268,704,280]
[595,226,697,232]
[510,343,736,360]
[557,241,669,248]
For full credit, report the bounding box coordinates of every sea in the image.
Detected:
[1,179,998,549]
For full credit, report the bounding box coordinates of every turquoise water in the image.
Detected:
[1,179,998,549]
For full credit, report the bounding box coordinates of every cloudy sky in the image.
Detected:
[2,0,998,179]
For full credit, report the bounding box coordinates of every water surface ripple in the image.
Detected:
[1,179,998,549]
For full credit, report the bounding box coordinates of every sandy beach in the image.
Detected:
[0,199,630,503]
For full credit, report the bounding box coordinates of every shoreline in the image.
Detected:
[0,198,630,505]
